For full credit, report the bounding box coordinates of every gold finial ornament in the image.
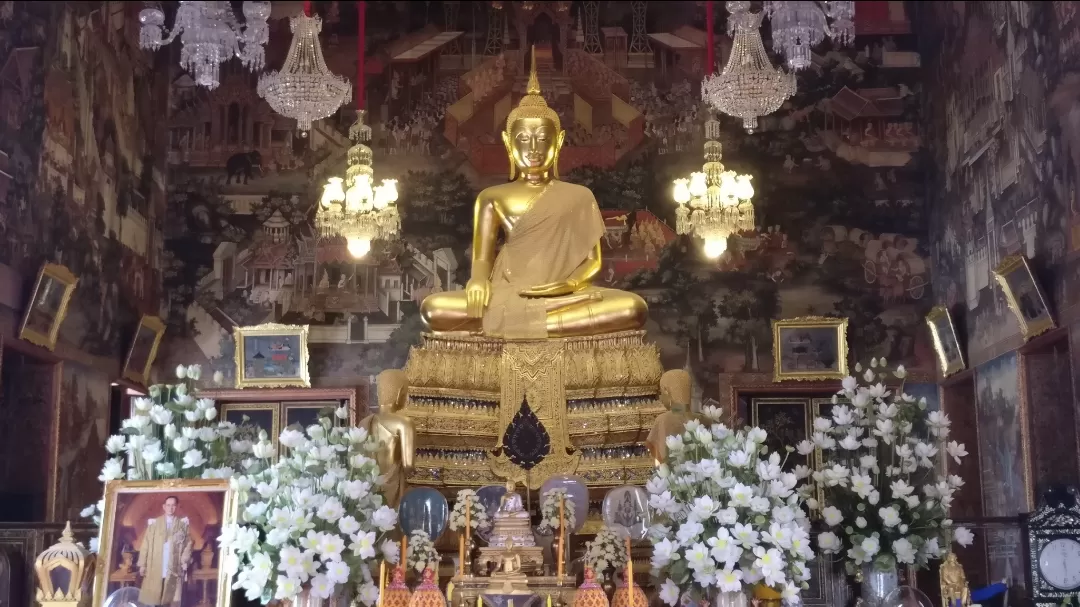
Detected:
[505,46,561,134]
[35,521,94,607]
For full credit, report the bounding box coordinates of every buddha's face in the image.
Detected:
[503,117,564,175]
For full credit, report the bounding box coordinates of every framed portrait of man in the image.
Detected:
[93,480,237,607]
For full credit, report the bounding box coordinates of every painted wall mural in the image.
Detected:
[0,2,170,361]
[160,1,933,398]
[54,361,111,521]
[974,351,1029,592]
[922,1,1080,367]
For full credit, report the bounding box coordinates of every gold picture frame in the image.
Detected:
[93,479,237,607]
[220,402,281,443]
[233,323,311,388]
[19,262,78,351]
[122,315,166,385]
[992,254,1056,341]
[925,305,966,378]
[772,316,849,382]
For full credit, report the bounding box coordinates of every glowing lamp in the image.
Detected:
[347,237,372,258]
[672,179,691,204]
[688,172,708,198]
[321,177,346,207]
[703,238,728,259]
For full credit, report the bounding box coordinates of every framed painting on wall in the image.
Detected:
[993,254,1056,341]
[221,402,280,444]
[772,316,849,381]
[925,305,966,378]
[122,316,166,385]
[283,401,342,429]
[19,263,78,351]
[750,397,811,471]
[93,479,237,607]
[233,323,310,388]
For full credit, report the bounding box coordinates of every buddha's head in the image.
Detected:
[376,369,408,411]
[504,479,515,493]
[659,369,691,411]
[503,47,565,180]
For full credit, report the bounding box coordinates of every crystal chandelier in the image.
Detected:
[672,118,755,258]
[138,2,270,90]
[764,1,855,70]
[702,1,796,133]
[317,111,400,258]
[258,12,352,135]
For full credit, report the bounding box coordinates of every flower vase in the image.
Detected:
[574,568,610,607]
[713,591,748,607]
[535,531,555,576]
[286,587,349,607]
[611,574,647,607]
[859,564,899,607]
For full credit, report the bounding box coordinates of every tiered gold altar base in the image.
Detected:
[403,331,664,488]
[451,575,577,606]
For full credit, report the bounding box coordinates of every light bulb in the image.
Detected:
[703,238,728,259]
[672,179,691,204]
[347,237,372,258]
[688,172,708,197]
[382,179,399,203]
[321,177,346,207]
[345,178,373,211]
[736,174,754,200]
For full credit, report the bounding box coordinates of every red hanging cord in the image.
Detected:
[705,1,715,76]
[304,1,312,17]
[357,1,366,109]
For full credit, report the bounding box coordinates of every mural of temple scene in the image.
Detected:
[0,3,1079,607]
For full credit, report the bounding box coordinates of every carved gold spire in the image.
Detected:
[505,45,562,133]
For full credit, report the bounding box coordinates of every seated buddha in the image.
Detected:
[419,48,648,340]
[489,481,535,548]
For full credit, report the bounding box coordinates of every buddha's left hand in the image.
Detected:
[520,280,578,297]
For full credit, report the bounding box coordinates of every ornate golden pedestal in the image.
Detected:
[452,575,577,607]
[403,331,664,488]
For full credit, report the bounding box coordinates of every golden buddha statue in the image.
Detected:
[646,370,694,466]
[940,551,971,607]
[358,369,416,508]
[487,539,530,595]
[419,47,648,339]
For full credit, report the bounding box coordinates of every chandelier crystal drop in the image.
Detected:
[764,1,856,71]
[316,111,400,258]
[138,2,268,90]
[672,118,755,259]
[257,13,352,134]
[702,2,796,133]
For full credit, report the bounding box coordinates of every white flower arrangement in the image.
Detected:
[537,488,576,534]
[583,525,628,581]
[448,489,491,535]
[804,359,973,575]
[406,529,439,574]
[81,365,244,544]
[221,413,401,604]
[647,407,815,605]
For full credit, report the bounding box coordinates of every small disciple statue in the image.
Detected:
[489,481,535,548]
[645,370,693,466]
[487,539,529,595]
[940,552,972,607]
[358,369,416,508]
[419,47,648,339]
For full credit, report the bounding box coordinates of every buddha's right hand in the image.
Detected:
[465,278,491,318]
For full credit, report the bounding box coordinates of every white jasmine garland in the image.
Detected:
[812,359,973,574]
[584,525,627,581]
[647,421,815,605]
[223,414,399,604]
[537,488,576,534]
[448,489,491,535]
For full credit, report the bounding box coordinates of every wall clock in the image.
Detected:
[1026,486,1080,603]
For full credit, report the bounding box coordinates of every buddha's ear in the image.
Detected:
[554,129,566,178]
[501,130,516,181]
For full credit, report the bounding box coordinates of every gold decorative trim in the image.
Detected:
[122,315,166,386]
[233,323,311,388]
[925,305,966,378]
[992,254,1057,341]
[93,479,237,607]
[19,263,79,352]
[771,316,849,382]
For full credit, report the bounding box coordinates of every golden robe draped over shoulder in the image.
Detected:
[137,517,193,606]
[482,181,606,339]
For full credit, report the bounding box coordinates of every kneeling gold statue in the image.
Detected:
[420,47,648,340]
